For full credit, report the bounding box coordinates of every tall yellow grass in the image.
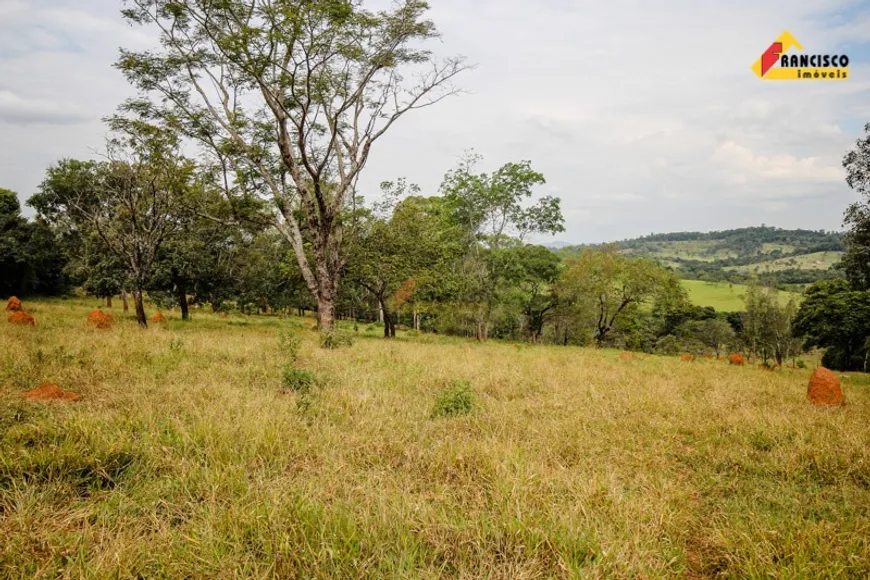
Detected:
[1,298,869,577]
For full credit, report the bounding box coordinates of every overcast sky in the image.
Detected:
[1,0,869,243]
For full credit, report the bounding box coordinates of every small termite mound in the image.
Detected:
[22,384,81,401]
[807,367,845,406]
[87,309,114,329]
[8,311,35,326]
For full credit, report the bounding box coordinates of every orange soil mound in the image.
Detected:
[8,311,35,326]
[619,352,635,361]
[87,309,114,329]
[729,353,745,366]
[681,354,695,362]
[21,384,81,401]
[807,367,845,406]
[5,296,22,312]
[151,312,166,323]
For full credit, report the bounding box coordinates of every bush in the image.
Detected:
[278,331,301,364]
[282,366,315,394]
[432,380,476,419]
[796,360,806,369]
[320,331,355,349]
[654,335,680,356]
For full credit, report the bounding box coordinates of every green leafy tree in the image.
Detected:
[32,121,193,326]
[842,123,870,289]
[557,246,687,347]
[741,283,801,365]
[676,318,735,358]
[345,192,460,337]
[440,152,564,340]
[503,244,561,342]
[0,189,68,297]
[794,279,870,371]
[115,0,468,332]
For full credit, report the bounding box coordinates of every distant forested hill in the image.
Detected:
[552,226,845,291]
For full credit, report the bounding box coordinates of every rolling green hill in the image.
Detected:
[554,226,845,294]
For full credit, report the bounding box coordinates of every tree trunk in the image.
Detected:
[379,298,396,338]
[106,295,113,308]
[177,282,190,321]
[317,295,336,332]
[133,290,148,328]
[121,291,129,313]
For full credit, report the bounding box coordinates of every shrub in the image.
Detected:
[282,366,316,394]
[432,380,476,419]
[278,331,302,364]
[320,331,355,349]
[796,360,806,369]
[654,335,680,356]
[168,337,184,353]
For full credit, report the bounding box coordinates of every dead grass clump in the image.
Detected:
[5,296,22,312]
[807,367,845,406]
[21,384,81,401]
[87,309,114,329]
[8,311,35,326]
[729,353,745,366]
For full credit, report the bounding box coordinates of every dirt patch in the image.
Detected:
[729,353,745,366]
[151,312,166,324]
[87,309,114,329]
[21,384,81,402]
[5,296,22,312]
[807,367,845,406]
[8,311,35,326]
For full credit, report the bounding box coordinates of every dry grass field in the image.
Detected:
[2,299,869,578]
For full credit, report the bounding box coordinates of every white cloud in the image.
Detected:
[0,90,90,125]
[712,140,844,184]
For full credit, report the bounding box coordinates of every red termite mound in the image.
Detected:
[8,311,35,326]
[151,312,166,324]
[22,384,81,401]
[807,367,845,406]
[619,352,635,361]
[87,309,114,329]
[681,354,695,362]
[5,296,22,312]
[729,353,745,366]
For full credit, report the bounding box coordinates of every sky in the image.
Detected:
[1,0,869,244]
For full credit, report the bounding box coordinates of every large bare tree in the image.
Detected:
[116,0,468,331]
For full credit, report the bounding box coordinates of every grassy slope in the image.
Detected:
[681,280,801,311]
[2,299,870,577]
[726,251,844,273]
